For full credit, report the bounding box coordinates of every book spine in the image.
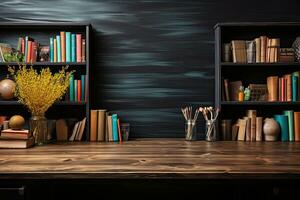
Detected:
[283,110,294,142]
[292,75,298,102]
[294,112,300,141]
[274,114,289,142]
[90,110,98,142]
[76,34,82,62]
[111,114,119,141]
[25,36,28,62]
[60,31,66,62]
[66,32,71,62]
[69,75,74,102]
[81,75,85,101]
[56,35,61,62]
[21,38,25,54]
[118,119,122,143]
[74,79,78,102]
[31,42,37,62]
[77,80,81,102]
[82,39,86,62]
[17,37,22,52]
[256,117,263,141]
[71,34,76,62]
[50,37,54,62]
[53,38,57,62]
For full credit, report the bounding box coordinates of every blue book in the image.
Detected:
[81,75,85,101]
[71,34,76,62]
[292,75,298,102]
[283,110,294,142]
[69,75,74,101]
[56,35,61,62]
[111,114,119,141]
[66,32,71,62]
[274,114,289,142]
[74,79,78,102]
[50,37,54,62]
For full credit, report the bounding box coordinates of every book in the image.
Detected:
[56,119,68,141]
[283,110,294,142]
[256,117,263,141]
[69,121,80,141]
[244,117,251,141]
[0,129,30,140]
[27,40,32,62]
[81,75,85,101]
[274,115,289,142]
[229,80,242,101]
[21,38,25,54]
[107,115,113,142]
[221,119,232,141]
[90,110,98,142]
[118,119,122,143]
[0,137,34,149]
[17,37,22,52]
[56,35,61,62]
[246,40,255,63]
[232,123,239,141]
[247,110,256,142]
[77,80,81,102]
[232,40,246,63]
[222,43,231,62]
[292,72,300,101]
[74,79,78,102]
[69,74,74,102]
[71,34,76,62]
[267,76,278,101]
[260,36,267,62]
[112,114,119,142]
[66,32,71,62]
[31,42,38,62]
[82,39,86,62]
[294,112,300,141]
[76,34,82,62]
[53,38,57,62]
[255,38,261,63]
[292,75,298,102]
[75,117,86,141]
[97,110,106,142]
[60,31,66,62]
[49,37,54,62]
[237,119,246,141]
[224,79,230,101]
[284,74,292,102]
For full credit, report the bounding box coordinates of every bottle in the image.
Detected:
[238,86,244,101]
[244,86,251,101]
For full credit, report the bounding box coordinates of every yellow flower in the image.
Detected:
[9,65,74,116]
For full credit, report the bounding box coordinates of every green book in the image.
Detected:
[283,110,294,142]
[66,32,71,62]
[69,74,74,101]
[74,79,78,102]
[274,115,289,142]
[292,71,300,101]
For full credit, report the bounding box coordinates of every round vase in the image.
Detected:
[263,118,280,141]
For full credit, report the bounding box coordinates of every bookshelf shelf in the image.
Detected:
[215,22,300,141]
[0,62,86,66]
[0,101,86,106]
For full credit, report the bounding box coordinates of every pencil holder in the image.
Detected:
[205,120,216,142]
[185,120,197,141]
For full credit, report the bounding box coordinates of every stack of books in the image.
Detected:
[65,74,87,102]
[0,129,34,148]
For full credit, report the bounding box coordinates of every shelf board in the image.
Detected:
[0,101,86,106]
[0,62,86,66]
[221,101,300,106]
[221,62,300,67]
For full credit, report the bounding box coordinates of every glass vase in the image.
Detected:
[30,115,48,145]
[205,120,216,142]
[185,120,197,141]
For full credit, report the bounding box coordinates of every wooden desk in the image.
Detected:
[1,139,300,199]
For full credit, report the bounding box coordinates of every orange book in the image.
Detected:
[27,41,32,62]
[77,80,81,102]
[53,38,57,62]
[295,112,300,141]
[117,119,122,143]
[90,110,98,142]
[60,31,66,62]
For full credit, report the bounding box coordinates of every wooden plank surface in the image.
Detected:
[1,139,300,179]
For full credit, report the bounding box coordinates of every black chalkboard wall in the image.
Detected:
[0,0,299,137]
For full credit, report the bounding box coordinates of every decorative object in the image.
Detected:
[0,78,16,100]
[9,115,25,130]
[263,118,280,141]
[120,123,130,141]
[292,37,300,62]
[181,106,200,141]
[9,65,73,145]
[199,106,220,142]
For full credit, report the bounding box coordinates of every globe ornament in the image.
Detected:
[0,78,15,100]
[9,115,25,130]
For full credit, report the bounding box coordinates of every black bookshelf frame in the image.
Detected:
[0,22,91,141]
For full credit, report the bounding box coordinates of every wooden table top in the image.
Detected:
[1,139,300,180]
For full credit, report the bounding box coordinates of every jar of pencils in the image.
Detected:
[185,119,197,141]
[205,119,217,142]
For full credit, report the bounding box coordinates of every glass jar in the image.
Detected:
[185,120,197,141]
[30,115,48,145]
[205,120,216,142]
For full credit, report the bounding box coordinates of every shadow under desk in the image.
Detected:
[0,138,300,199]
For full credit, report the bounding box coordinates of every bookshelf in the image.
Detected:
[0,22,91,141]
[215,22,300,141]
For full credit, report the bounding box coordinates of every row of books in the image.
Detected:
[65,74,87,102]
[0,129,34,148]
[267,71,300,102]
[50,32,85,63]
[229,37,282,63]
[221,110,300,142]
[90,110,123,142]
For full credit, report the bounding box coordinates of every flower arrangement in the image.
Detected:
[9,65,73,116]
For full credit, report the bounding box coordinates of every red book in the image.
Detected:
[77,80,81,102]
[76,34,82,62]
[60,31,66,62]
[27,41,32,62]
[31,42,38,62]
[21,38,25,54]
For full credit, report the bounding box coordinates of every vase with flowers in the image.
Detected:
[9,65,73,145]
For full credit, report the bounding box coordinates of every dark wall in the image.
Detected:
[0,0,299,137]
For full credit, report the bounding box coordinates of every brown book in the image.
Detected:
[260,36,267,62]
[97,110,106,142]
[247,110,257,142]
[224,79,230,101]
[231,40,247,63]
[266,38,271,62]
[274,38,280,62]
[294,112,300,141]
[56,119,68,141]
[232,123,239,141]
[255,38,261,63]
[229,81,242,101]
[60,31,66,62]
[246,40,256,63]
[0,137,34,149]
[82,39,86,62]
[69,121,80,141]
[284,74,292,101]
[237,119,246,141]
[107,115,113,142]
[244,117,251,141]
[267,76,278,101]
[0,129,30,140]
[221,119,232,141]
[256,117,263,141]
[75,117,86,141]
[90,110,98,142]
